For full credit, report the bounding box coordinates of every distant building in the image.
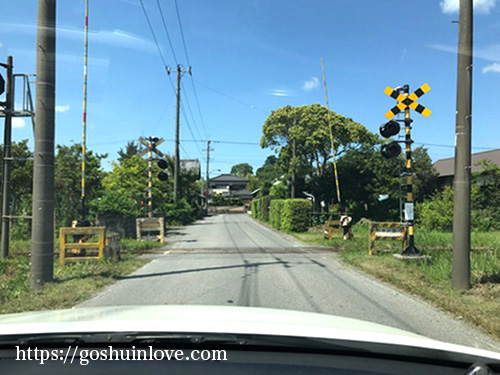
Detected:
[433,148,500,189]
[208,174,256,202]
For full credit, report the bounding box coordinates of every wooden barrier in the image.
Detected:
[322,220,354,239]
[369,222,407,255]
[136,217,164,243]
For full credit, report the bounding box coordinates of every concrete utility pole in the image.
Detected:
[168,64,191,204]
[31,0,56,289]
[147,138,153,218]
[452,0,473,290]
[205,140,210,210]
[1,56,13,258]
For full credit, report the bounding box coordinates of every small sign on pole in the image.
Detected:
[404,203,414,221]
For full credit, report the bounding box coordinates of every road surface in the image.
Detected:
[80,214,500,352]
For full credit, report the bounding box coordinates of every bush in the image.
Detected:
[269,199,285,229]
[281,199,312,232]
[257,195,272,222]
[165,199,196,226]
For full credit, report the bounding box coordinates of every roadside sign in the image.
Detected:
[384,83,431,120]
[404,203,414,221]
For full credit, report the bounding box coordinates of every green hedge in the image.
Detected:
[281,198,312,232]
[251,199,259,219]
[269,199,285,229]
[257,195,272,222]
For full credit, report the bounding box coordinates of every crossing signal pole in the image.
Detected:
[167,64,191,204]
[138,137,166,218]
[381,83,431,256]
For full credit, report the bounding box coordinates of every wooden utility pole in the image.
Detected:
[452,0,473,290]
[31,0,56,289]
[205,140,210,210]
[291,138,296,198]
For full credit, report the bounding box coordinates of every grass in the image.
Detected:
[291,225,500,340]
[0,239,164,315]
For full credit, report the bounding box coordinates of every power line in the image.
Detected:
[181,80,203,140]
[139,0,167,67]
[173,0,190,66]
[192,78,269,114]
[155,0,179,65]
[189,77,209,138]
[180,143,191,159]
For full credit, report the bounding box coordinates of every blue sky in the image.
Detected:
[0,0,499,176]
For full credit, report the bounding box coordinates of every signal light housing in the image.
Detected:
[381,141,401,159]
[379,120,400,138]
[157,159,168,181]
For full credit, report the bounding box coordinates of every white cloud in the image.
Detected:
[269,89,293,97]
[56,104,70,113]
[483,62,500,73]
[301,77,320,91]
[12,118,26,129]
[440,0,496,14]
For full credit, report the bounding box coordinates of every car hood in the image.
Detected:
[0,305,499,360]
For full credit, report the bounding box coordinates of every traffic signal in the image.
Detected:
[379,120,400,138]
[157,159,168,181]
[380,120,401,159]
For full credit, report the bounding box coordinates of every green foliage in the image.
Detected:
[281,198,311,232]
[164,199,196,226]
[255,156,281,196]
[230,163,253,177]
[251,198,259,219]
[417,187,455,231]
[269,183,288,199]
[117,141,140,162]
[55,144,107,227]
[257,195,272,222]
[210,193,242,207]
[269,199,285,229]
[90,190,140,217]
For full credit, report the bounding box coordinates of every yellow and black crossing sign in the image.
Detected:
[384,83,431,120]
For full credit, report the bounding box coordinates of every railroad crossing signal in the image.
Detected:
[0,73,5,96]
[139,136,164,158]
[384,83,431,120]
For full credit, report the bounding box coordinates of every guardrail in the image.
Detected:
[368,222,408,255]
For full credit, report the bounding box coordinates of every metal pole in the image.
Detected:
[205,140,210,211]
[147,138,153,218]
[452,0,473,290]
[321,58,342,207]
[31,0,56,289]
[1,56,13,258]
[402,85,419,256]
[81,0,89,221]
[174,65,181,204]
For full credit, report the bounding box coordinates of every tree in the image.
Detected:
[261,104,376,180]
[55,144,107,227]
[255,155,282,195]
[231,163,253,177]
[412,146,439,202]
[117,141,140,162]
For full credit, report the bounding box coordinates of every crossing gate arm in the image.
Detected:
[369,222,408,255]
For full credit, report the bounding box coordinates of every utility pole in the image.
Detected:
[452,0,473,290]
[31,0,56,289]
[1,56,13,258]
[81,0,89,222]
[291,138,296,198]
[205,140,210,211]
[168,64,191,204]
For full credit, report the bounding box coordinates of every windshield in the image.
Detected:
[0,0,500,357]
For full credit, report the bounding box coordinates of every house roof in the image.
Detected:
[433,148,500,177]
[209,174,249,183]
[232,189,253,198]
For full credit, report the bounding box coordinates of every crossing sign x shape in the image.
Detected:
[384,83,431,120]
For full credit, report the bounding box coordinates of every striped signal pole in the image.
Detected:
[147,138,153,218]
[402,85,418,255]
[81,0,89,221]
[320,58,341,207]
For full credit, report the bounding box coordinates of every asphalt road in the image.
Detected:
[80,214,500,352]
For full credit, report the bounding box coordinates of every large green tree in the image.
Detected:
[55,144,107,227]
[230,163,253,177]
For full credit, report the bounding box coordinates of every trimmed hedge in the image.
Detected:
[269,199,285,229]
[281,198,312,232]
[251,199,259,219]
[258,196,272,222]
